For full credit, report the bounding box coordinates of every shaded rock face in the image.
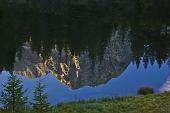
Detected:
[159,77,170,93]
[159,59,170,93]
[14,28,132,89]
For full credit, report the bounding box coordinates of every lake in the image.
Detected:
[0,1,170,105]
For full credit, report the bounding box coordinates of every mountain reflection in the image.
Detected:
[0,2,170,89]
[14,27,131,89]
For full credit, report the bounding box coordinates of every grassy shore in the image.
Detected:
[1,93,170,113]
[52,93,170,113]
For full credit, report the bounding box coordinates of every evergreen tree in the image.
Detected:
[0,73,28,113]
[32,81,51,113]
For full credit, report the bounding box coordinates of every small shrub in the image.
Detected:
[138,87,154,95]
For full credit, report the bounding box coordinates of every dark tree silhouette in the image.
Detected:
[0,0,170,71]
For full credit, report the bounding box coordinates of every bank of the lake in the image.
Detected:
[51,93,170,113]
[1,92,168,113]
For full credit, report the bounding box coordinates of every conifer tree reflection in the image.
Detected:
[0,1,170,72]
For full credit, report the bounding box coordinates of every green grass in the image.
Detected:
[51,93,170,113]
[1,93,170,113]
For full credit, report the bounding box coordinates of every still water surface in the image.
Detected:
[0,2,170,104]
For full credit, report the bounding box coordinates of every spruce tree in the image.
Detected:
[0,73,28,113]
[32,81,51,113]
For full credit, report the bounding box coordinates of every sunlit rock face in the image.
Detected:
[14,28,132,89]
